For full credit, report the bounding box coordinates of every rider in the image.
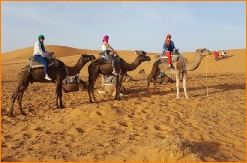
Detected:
[214,50,219,61]
[102,35,118,75]
[221,50,226,58]
[162,34,177,68]
[33,34,54,81]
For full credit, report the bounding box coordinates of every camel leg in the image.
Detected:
[88,71,99,103]
[87,82,94,103]
[56,81,65,109]
[147,71,157,93]
[182,72,189,98]
[10,79,29,116]
[147,62,159,93]
[153,70,160,93]
[17,84,29,115]
[176,72,180,98]
[10,85,21,116]
[146,74,152,93]
[115,75,121,100]
[10,88,19,116]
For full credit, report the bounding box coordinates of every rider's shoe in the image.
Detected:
[45,76,52,81]
[112,71,118,76]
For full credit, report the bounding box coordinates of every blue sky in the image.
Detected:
[2,2,246,53]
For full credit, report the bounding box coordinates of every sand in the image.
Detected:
[1,46,246,162]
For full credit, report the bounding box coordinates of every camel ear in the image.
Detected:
[81,54,88,58]
[142,51,146,56]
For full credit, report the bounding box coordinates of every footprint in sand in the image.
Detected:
[23,133,32,139]
[75,127,85,134]
[33,127,44,131]
[118,121,128,127]
[153,124,172,131]
[3,134,14,140]
[89,110,106,119]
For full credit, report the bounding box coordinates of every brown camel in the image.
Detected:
[62,75,88,92]
[87,50,151,103]
[147,48,211,98]
[138,69,173,84]
[9,54,96,116]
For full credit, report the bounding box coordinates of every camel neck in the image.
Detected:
[66,59,88,76]
[184,53,203,71]
[126,56,142,71]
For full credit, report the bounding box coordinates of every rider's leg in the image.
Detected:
[165,51,171,67]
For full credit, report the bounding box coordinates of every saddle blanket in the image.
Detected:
[63,76,82,84]
[159,55,169,64]
[103,75,117,85]
[29,56,59,69]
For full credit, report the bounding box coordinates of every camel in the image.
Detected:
[9,54,96,116]
[97,72,134,97]
[97,75,126,97]
[146,48,211,98]
[138,69,173,84]
[87,50,151,103]
[62,75,88,92]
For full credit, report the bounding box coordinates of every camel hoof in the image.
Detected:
[59,106,65,109]
[8,113,14,117]
[115,97,120,101]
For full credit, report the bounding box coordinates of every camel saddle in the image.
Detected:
[29,56,59,69]
[93,52,120,65]
[62,76,87,92]
[62,75,82,84]
[158,50,180,69]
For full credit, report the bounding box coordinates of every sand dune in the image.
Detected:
[1,45,246,162]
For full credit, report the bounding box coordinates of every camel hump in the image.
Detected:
[29,56,59,69]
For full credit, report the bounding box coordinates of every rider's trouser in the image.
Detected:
[164,51,171,65]
[103,50,116,68]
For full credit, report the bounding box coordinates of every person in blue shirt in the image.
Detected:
[162,34,176,68]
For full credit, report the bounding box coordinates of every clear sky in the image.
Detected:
[2,2,246,53]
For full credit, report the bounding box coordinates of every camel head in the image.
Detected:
[80,54,96,62]
[134,50,151,62]
[196,48,211,57]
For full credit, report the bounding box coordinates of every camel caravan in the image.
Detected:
[9,46,211,116]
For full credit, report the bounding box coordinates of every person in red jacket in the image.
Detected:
[162,34,177,68]
[214,50,219,61]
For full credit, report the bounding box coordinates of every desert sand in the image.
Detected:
[1,45,246,162]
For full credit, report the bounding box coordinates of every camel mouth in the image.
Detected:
[145,56,151,61]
